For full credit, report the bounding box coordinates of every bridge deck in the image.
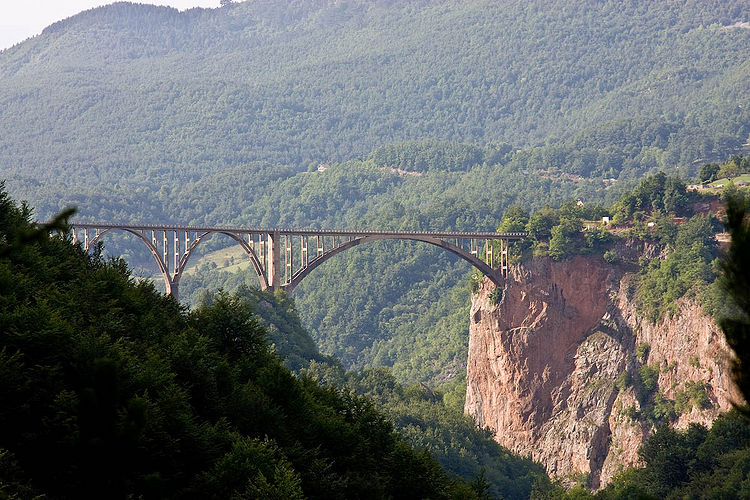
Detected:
[69,223,526,239]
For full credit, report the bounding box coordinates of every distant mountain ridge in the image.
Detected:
[1,0,749,202]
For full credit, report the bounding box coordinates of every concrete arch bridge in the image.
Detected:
[69,223,526,301]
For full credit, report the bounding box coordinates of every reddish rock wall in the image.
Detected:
[464,254,740,488]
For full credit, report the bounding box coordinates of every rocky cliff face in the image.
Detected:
[464,252,741,489]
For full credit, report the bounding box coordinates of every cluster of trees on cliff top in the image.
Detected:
[495,170,750,325]
[1,184,525,498]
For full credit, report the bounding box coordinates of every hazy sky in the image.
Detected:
[0,1,222,51]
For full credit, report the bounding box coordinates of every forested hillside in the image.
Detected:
[2,0,749,399]
[1,0,749,199]
[0,186,499,498]
[0,187,551,498]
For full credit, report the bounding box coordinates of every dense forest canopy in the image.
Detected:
[0,185,507,498]
[1,0,749,212]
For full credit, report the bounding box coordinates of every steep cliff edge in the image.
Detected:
[464,253,741,488]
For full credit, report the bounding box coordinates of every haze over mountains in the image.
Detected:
[1,0,749,217]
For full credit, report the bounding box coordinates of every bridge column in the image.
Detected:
[163,231,168,270]
[269,231,281,290]
[317,235,324,256]
[285,235,293,284]
[500,239,508,278]
[258,234,266,279]
[167,279,179,302]
[301,236,308,268]
[173,231,180,279]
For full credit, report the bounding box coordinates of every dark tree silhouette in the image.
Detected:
[720,194,750,407]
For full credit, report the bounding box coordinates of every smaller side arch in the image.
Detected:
[81,228,271,298]
[86,227,175,296]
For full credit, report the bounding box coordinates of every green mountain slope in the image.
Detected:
[1,0,749,196]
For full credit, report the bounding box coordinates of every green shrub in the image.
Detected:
[623,405,639,421]
[489,287,504,305]
[638,364,660,395]
[635,215,720,322]
[675,381,712,414]
[615,370,631,392]
[636,342,651,363]
[651,392,677,423]
[469,272,482,293]
[662,361,677,373]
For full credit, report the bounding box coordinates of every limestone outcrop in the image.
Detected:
[464,252,740,488]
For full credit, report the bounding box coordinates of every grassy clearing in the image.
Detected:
[707,174,750,187]
[183,245,251,275]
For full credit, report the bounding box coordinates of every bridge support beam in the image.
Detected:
[269,231,281,291]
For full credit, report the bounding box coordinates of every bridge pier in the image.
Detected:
[167,279,179,302]
[269,231,281,291]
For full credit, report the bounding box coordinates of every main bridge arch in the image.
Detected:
[286,234,499,292]
[69,224,526,300]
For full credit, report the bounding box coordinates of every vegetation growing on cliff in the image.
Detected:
[636,214,720,322]
[522,190,750,498]
[535,410,750,499]
[496,171,731,325]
